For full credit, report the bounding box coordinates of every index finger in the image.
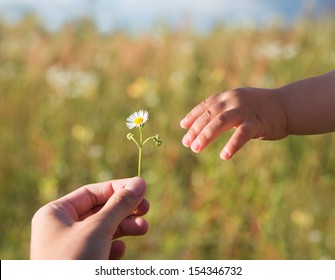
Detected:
[180,94,221,129]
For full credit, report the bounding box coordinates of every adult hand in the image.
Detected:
[30,177,149,259]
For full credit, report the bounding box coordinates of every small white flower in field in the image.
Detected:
[126,110,161,176]
[126,110,149,129]
[46,65,99,98]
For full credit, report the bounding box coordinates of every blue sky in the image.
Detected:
[0,0,334,32]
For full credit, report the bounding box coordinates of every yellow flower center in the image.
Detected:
[134,117,144,125]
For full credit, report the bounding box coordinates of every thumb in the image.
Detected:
[96,177,146,236]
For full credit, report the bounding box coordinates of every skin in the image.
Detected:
[30,177,149,260]
[180,70,335,160]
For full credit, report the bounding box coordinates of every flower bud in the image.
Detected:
[127,133,134,140]
[153,134,162,146]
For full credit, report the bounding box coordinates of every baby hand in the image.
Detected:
[180,87,288,160]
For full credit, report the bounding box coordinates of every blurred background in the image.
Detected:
[0,0,335,259]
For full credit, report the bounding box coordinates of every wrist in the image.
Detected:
[272,87,290,136]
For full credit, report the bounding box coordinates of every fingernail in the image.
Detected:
[182,135,191,147]
[124,180,145,197]
[220,148,230,160]
[191,140,200,153]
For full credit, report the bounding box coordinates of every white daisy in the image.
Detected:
[126,110,149,129]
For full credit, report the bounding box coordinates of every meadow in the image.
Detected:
[0,14,335,259]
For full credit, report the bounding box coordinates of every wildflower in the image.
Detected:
[126,110,149,129]
[126,110,162,176]
[46,65,99,98]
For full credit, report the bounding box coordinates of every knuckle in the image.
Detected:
[217,113,226,126]
[202,103,223,121]
[32,203,58,225]
[203,109,212,119]
[238,124,252,139]
[200,94,217,107]
[113,190,137,211]
[226,88,247,102]
[31,207,46,225]
[201,97,209,105]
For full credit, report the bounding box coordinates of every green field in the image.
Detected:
[1,14,335,259]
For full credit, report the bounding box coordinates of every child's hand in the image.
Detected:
[180,87,288,160]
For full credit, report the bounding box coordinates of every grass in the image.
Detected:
[0,14,335,259]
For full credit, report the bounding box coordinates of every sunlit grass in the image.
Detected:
[0,14,335,259]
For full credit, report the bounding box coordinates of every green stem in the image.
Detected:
[138,125,143,177]
[130,137,140,149]
[142,135,156,146]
